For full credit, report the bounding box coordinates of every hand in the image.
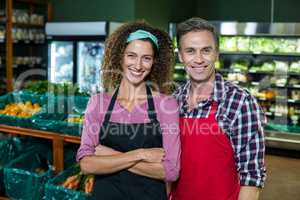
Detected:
[94,145,119,156]
[140,148,165,163]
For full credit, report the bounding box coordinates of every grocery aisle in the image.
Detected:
[261,150,300,200]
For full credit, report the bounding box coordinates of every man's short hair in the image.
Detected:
[176,17,219,51]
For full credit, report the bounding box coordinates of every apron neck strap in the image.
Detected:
[208,101,218,118]
[103,84,157,123]
[103,86,119,123]
[146,84,157,121]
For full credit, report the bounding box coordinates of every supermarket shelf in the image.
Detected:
[13,40,45,45]
[265,130,300,150]
[13,63,46,68]
[0,124,81,174]
[16,0,48,5]
[220,51,300,57]
[248,70,300,76]
[13,23,45,28]
[218,68,247,73]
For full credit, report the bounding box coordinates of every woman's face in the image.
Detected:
[121,39,154,86]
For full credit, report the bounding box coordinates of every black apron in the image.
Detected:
[91,85,167,200]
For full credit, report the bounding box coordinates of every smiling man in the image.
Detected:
[172,18,266,200]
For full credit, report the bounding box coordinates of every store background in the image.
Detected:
[0,0,300,199]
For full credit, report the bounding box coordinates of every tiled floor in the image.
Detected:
[260,150,300,200]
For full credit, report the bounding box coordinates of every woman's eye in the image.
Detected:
[143,57,152,62]
[127,54,135,58]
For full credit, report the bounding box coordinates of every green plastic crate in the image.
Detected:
[0,91,46,128]
[31,95,88,136]
[4,146,53,200]
[0,137,23,195]
[44,165,90,200]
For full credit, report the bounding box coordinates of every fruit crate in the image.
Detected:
[0,91,46,128]
[3,145,53,200]
[44,165,93,200]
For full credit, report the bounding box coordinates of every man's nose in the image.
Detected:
[194,51,204,63]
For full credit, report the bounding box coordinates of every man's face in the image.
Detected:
[178,30,218,83]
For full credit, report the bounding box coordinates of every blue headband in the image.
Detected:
[126,29,159,48]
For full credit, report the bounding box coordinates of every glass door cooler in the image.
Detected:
[46,21,122,93]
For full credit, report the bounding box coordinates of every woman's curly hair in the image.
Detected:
[101,20,175,94]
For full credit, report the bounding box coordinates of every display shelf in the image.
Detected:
[12,40,45,44]
[0,124,80,174]
[248,70,300,76]
[12,63,46,68]
[13,22,44,28]
[220,51,300,57]
[265,130,300,151]
[2,0,51,92]
[218,68,247,73]
[16,0,48,5]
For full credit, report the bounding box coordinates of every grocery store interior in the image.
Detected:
[0,0,300,199]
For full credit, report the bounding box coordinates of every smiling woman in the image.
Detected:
[102,21,174,94]
[122,39,155,87]
[76,21,181,200]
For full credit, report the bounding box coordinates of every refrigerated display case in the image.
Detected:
[77,41,104,93]
[49,41,73,84]
[169,22,300,150]
[46,21,121,94]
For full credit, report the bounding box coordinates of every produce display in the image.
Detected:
[13,56,43,66]
[230,60,249,71]
[220,36,300,54]
[24,80,89,96]
[66,116,84,124]
[61,173,94,194]
[12,9,44,25]
[12,28,45,42]
[0,101,41,118]
[227,73,247,83]
[289,61,300,73]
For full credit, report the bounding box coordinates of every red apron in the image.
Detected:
[172,102,240,200]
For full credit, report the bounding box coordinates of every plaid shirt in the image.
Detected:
[173,73,267,187]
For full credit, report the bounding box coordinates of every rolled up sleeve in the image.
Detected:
[159,96,181,182]
[76,95,101,162]
[231,95,267,187]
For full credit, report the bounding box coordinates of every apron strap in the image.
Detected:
[208,101,218,119]
[103,85,158,123]
[103,87,119,123]
[146,84,158,122]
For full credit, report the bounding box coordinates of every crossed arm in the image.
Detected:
[80,145,166,180]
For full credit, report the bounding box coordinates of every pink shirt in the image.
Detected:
[76,92,181,182]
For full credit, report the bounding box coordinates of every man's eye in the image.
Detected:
[202,48,212,54]
[186,49,194,53]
